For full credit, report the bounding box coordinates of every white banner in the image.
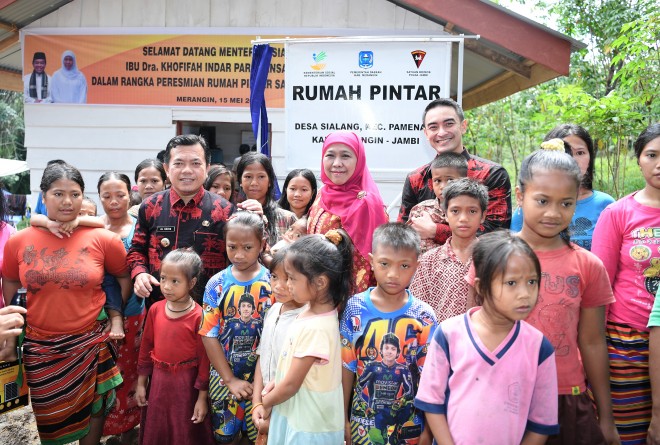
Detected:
[285,41,452,172]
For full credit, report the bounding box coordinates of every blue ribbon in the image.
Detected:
[250,44,280,199]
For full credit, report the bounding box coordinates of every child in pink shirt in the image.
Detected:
[515,143,618,444]
[415,231,558,445]
[593,123,660,444]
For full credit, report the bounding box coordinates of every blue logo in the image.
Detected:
[359,51,373,69]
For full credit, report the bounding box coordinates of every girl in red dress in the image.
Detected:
[136,249,214,445]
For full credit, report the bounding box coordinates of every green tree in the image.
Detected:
[0,90,28,194]
[0,90,25,160]
[465,0,658,198]
[610,11,660,121]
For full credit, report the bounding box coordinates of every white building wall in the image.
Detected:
[24,0,444,213]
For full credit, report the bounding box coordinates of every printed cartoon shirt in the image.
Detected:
[524,245,614,394]
[340,289,437,444]
[199,265,273,382]
[127,187,234,306]
[592,192,660,331]
[397,149,511,235]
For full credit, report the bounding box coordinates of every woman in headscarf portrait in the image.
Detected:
[51,50,87,103]
[306,131,389,293]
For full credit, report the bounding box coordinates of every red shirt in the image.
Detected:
[397,149,511,238]
[3,226,128,334]
[138,300,210,391]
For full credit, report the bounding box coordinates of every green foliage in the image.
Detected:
[548,0,656,95]
[0,91,25,161]
[537,83,646,197]
[465,0,659,199]
[610,11,660,118]
[0,90,28,194]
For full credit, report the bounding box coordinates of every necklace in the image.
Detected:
[166,298,194,313]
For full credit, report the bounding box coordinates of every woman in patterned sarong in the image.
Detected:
[97,172,146,443]
[1,162,131,445]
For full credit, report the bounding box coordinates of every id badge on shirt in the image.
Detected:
[156,226,176,248]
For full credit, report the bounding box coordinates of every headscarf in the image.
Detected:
[58,50,81,79]
[51,50,87,103]
[319,131,388,258]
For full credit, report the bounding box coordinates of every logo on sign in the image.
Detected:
[411,50,426,68]
[310,51,327,71]
[358,51,373,69]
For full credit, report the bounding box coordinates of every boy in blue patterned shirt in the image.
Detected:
[340,223,437,445]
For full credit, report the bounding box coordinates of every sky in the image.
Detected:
[496,0,559,29]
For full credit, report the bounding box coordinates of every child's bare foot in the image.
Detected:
[109,316,125,340]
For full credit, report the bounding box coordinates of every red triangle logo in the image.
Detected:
[411,50,426,68]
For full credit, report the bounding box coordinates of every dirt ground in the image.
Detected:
[0,405,39,445]
[0,405,137,445]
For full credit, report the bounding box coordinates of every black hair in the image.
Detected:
[225,211,265,242]
[430,152,469,176]
[164,134,210,165]
[422,98,465,125]
[238,293,255,309]
[239,144,251,155]
[278,169,318,215]
[40,162,85,193]
[472,231,541,306]
[46,159,66,167]
[371,222,421,256]
[236,152,279,241]
[80,196,97,215]
[634,123,660,160]
[0,184,8,228]
[161,248,203,283]
[269,245,289,273]
[156,150,166,163]
[518,148,581,246]
[545,124,595,190]
[130,191,142,207]
[286,230,354,309]
[134,158,167,183]
[442,178,489,213]
[380,332,401,353]
[97,171,132,194]
[204,165,235,202]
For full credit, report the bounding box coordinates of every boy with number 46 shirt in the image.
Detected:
[341,223,437,445]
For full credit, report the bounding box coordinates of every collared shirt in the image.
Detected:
[397,149,511,238]
[127,187,234,306]
[409,237,474,322]
[407,198,448,254]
